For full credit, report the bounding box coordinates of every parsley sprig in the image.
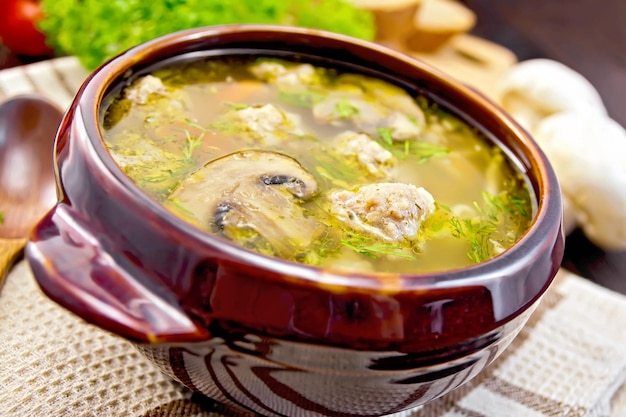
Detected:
[40,0,375,70]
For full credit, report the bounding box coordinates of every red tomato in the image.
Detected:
[0,0,53,56]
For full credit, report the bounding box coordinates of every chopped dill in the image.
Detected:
[314,229,342,258]
[510,196,530,217]
[279,90,326,108]
[223,101,250,110]
[442,189,531,263]
[206,118,239,133]
[376,127,394,146]
[341,232,415,260]
[449,216,496,264]
[403,141,450,163]
[482,190,529,218]
[311,148,363,187]
[139,164,189,184]
[184,118,208,131]
[373,127,449,163]
[166,197,195,216]
[179,128,205,161]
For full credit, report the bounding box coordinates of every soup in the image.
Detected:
[102,56,534,273]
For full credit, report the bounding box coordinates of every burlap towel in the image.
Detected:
[1,260,626,417]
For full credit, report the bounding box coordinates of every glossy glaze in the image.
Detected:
[138,308,531,416]
[26,25,564,415]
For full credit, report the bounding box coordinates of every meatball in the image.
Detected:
[125,75,167,104]
[329,183,435,242]
[235,104,303,144]
[335,131,396,178]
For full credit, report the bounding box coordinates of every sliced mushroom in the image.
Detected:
[168,150,324,259]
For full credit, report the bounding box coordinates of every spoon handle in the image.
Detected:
[0,238,27,291]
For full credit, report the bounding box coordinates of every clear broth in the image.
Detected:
[102,56,533,274]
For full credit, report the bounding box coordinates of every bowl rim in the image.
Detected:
[74,23,563,292]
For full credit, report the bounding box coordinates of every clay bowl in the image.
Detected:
[26,25,563,416]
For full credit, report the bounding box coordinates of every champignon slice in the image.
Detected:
[329,183,435,242]
[168,150,324,258]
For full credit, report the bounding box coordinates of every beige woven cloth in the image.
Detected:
[1,260,626,417]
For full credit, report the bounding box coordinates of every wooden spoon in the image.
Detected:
[0,94,62,289]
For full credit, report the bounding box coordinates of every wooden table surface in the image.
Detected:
[1,0,625,294]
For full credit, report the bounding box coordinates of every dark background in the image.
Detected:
[464,0,626,128]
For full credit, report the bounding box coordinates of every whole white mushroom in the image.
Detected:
[498,58,626,250]
[498,59,607,133]
[534,112,626,250]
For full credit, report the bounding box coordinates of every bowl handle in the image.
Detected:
[25,203,210,344]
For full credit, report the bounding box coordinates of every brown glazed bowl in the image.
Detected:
[26,25,564,416]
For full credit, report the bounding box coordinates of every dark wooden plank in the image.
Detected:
[464,0,626,127]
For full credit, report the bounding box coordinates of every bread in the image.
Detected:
[350,0,424,45]
[405,0,476,52]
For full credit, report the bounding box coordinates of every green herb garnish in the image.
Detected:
[223,101,251,111]
[480,190,529,218]
[333,98,359,119]
[279,90,326,108]
[405,142,450,163]
[179,129,205,161]
[314,229,342,259]
[449,216,496,264]
[341,232,415,260]
[420,188,531,265]
[376,127,394,146]
[313,152,363,188]
[0,211,4,224]
[183,119,207,131]
[373,127,449,163]
[166,197,195,216]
